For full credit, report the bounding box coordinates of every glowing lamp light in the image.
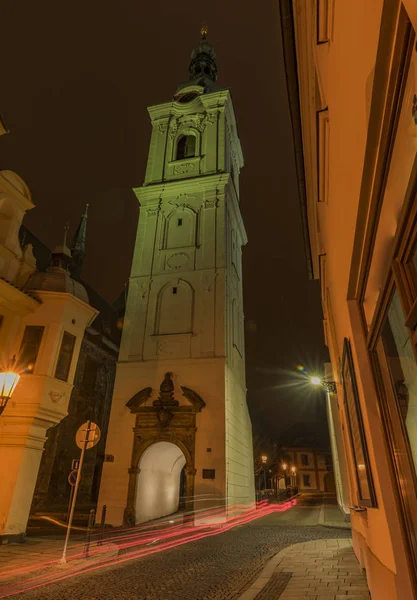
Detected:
[291,466,296,473]
[282,463,287,470]
[261,455,268,464]
[310,376,322,386]
[0,367,20,416]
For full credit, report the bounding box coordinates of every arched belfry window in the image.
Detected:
[176,135,196,160]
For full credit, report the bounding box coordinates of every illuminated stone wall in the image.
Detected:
[99,84,255,525]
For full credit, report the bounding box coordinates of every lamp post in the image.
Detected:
[0,358,20,416]
[310,376,337,394]
[291,466,296,488]
[261,454,268,491]
[282,462,288,488]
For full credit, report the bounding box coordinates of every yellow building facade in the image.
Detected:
[0,140,97,539]
[282,0,417,597]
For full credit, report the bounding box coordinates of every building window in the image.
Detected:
[55,332,76,382]
[18,325,45,373]
[172,287,177,295]
[0,315,3,330]
[202,469,215,479]
[301,454,309,466]
[176,135,196,160]
[178,218,183,226]
[342,338,376,507]
[81,355,100,395]
[303,475,311,487]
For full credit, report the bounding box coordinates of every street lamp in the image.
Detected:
[260,455,268,491]
[282,462,288,488]
[291,466,296,487]
[0,358,20,416]
[310,376,337,394]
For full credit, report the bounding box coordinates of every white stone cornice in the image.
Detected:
[134,173,231,204]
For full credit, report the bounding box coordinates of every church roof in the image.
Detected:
[19,224,121,346]
[175,28,226,97]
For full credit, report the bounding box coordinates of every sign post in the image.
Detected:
[59,421,101,564]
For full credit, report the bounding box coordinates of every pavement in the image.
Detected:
[238,538,369,600]
[0,493,363,600]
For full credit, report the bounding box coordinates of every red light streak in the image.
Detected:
[0,499,296,598]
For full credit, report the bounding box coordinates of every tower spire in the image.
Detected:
[50,223,72,271]
[70,204,89,280]
[188,26,217,83]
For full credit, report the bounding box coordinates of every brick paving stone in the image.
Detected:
[239,538,370,600]
[9,520,351,600]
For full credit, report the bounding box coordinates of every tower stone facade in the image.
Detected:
[98,31,255,525]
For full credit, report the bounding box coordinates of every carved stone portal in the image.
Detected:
[124,373,205,525]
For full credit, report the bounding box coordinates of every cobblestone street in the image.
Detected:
[11,498,352,600]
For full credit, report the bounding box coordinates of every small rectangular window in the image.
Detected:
[303,474,311,487]
[178,218,183,226]
[55,331,76,382]
[172,287,177,295]
[202,469,215,479]
[18,325,45,373]
[0,315,4,330]
[301,454,309,466]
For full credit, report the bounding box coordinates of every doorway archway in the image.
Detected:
[135,441,186,523]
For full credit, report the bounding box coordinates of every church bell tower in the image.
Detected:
[99,29,255,525]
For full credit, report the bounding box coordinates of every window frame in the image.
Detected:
[18,325,45,374]
[54,331,76,382]
[341,338,377,508]
[176,134,197,160]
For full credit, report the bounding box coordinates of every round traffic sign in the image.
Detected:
[75,422,101,450]
[68,470,78,486]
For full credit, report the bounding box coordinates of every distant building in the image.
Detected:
[282,447,335,493]
[281,0,417,598]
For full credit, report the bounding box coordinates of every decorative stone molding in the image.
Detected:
[48,391,66,405]
[137,280,152,299]
[203,272,217,293]
[146,207,160,217]
[173,162,195,175]
[124,376,206,524]
[157,121,168,134]
[166,252,189,270]
[156,339,176,356]
[203,198,217,209]
[181,386,206,412]
[126,387,153,410]
[195,111,217,133]
[157,407,173,427]
[169,118,179,139]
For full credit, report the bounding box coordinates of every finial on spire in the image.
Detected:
[50,223,72,271]
[70,204,89,281]
[200,24,208,39]
[63,222,70,248]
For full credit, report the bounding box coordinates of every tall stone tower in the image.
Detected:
[99,29,255,526]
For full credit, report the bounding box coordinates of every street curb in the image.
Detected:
[236,544,293,600]
[318,504,351,530]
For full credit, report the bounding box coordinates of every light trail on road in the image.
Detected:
[0,498,297,599]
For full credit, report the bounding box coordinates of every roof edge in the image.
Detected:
[278,0,314,280]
